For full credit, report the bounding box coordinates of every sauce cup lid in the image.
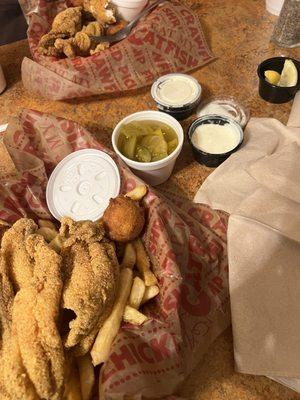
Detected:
[151,73,202,110]
[46,149,120,221]
[197,96,250,128]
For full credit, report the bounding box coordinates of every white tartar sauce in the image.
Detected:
[192,123,240,154]
[156,75,200,107]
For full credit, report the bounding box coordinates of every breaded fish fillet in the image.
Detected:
[0,251,38,400]
[83,0,116,24]
[52,7,83,36]
[12,234,64,400]
[1,218,38,292]
[60,218,119,355]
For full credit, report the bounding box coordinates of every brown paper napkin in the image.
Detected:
[194,92,300,385]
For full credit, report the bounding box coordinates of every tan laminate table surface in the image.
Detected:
[0,0,300,399]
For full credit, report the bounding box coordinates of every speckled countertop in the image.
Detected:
[0,0,300,399]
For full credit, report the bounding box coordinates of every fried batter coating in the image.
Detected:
[0,251,38,400]
[103,196,145,242]
[0,219,10,244]
[72,240,119,355]
[70,0,84,5]
[59,218,118,355]
[54,32,91,58]
[0,331,39,400]
[0,251,14,326]
[83,0,116,24]
[82,21,105,36]
[90,42,110,55]
[74,31,91,53]
[55,37,77,58]
[1,218,38,293]
[12,234,64,400]
[52,6,83,36]
[38,31,67,57]
[106,19,127,36]
[60,217,105,244]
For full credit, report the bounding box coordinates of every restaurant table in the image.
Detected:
[0,0,300,399]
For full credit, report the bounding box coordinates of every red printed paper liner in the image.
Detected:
[0,109,230,398]
[19,0,214,100]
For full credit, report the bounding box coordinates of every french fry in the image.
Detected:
[77,354,95,400]
[123,305,148,325]
[49,235,65,253]
[120,242,136,269]
[91,268,133,366]
[141,285,160,305]
[37,227,58,242]
[133,238,157,286]
[129,276,145,309]
[125,185,148,201]
[38,219,57,230]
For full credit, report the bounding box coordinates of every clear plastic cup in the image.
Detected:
[112,111,184,186]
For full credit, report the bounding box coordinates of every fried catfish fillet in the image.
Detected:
[52,7,83,36]
[83,0,116,24]
[0,251,38,400]
[60,218,119,355]
[11,234,64,400]
[38,31,67,57]
[1,218,38,293]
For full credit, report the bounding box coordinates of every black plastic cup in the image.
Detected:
[188,115,244,168]
[151,73,202,121]
[156,100,200,121]
[257,57,300,104]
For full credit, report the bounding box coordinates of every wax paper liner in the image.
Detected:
[0,109,230,399]
[19,0,214,100]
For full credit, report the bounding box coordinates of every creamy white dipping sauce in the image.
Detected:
[154,74,201,107]
[191,123,240,154]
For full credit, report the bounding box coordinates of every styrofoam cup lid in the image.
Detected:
[46,149,121,221]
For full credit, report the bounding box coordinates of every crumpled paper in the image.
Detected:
[19,0,214,100]
[0,109,230,399]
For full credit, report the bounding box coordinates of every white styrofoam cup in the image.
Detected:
[112,111,184,186]
[266,0,284,15]
[111,0,148,21]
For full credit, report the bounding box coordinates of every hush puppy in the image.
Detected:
[103,196,145,242]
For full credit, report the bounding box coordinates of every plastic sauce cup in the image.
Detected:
[188,115,244,168]
[257,57,300,103]
[112,111,184,186]
[151,73,202,120]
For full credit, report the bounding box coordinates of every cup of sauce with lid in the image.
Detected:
[151,73,202,120]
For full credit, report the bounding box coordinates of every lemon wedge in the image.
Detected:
[264,70,281,85]
[278,59,298,87]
